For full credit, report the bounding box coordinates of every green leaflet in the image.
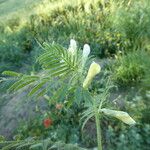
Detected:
[37,88,47,97]
[22,75,39,80]
[8,79,36,92]
[8,79,25,92]
[2,71,22,77]
[1,142,24,150]
[51,68,70,77]
[29,143,43,149]
[7,74,40,92]
[37,53,54,62]
[46,64,68,75]
[14,79,36,91]
[42,59,61,69]
[28,80,48,96]
[16,142,36,149]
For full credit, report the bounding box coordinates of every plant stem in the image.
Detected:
[102,0,105,10]
[94,99,102,150]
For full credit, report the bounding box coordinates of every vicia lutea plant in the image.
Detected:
[81,51,136,150]
[1,39,136,150]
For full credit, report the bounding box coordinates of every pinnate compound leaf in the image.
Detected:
[37,43,78,78]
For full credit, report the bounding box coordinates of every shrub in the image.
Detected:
[112,50,150,86]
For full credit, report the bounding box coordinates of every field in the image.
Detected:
[0,0,150,150]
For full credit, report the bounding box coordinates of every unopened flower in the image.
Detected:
[82,44,90,58]
[83,62,101,89]
[68,39,77,55]
[81,44,91,70]
[43,118,53,128]
[100,108,136,125]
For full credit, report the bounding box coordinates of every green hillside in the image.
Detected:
[0,0,42,20]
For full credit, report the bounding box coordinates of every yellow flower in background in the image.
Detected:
[83,61,101,89]
[100,108,136,125]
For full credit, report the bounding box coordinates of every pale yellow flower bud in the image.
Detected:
[83,62,101,89]
[100,108,136,125]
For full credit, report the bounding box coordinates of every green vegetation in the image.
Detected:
[112,50,150,86]
[0,0,150,149]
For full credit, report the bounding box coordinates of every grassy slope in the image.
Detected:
[0,0,72,20]
[0,0,41,20]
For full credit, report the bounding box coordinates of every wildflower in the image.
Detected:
[82,44,90,58]
[68,39,77,55]
[81,44,91,69]
[83,61,101,89]
[56,103,63,110]
[100,108,136,125]
[43,118,53,128]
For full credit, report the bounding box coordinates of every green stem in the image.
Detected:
[102,0,105,10]
[94,99,102,150]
